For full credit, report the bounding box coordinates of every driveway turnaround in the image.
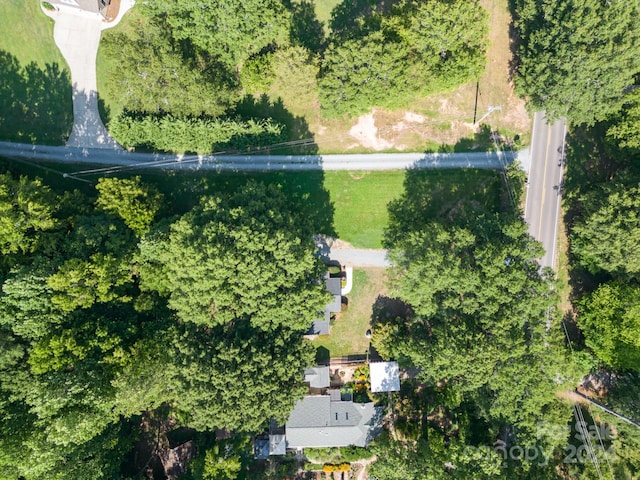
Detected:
[0,141,526,173]
[524,112,566,270]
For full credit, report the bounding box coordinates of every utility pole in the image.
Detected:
[474,105,502,127]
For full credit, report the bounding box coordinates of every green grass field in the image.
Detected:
[324,171,404,248]
[0,0,66,68]
[0,1,72,144]
[313,0,341,29]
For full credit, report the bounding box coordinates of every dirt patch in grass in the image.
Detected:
[373,0,529,149]
[311,0,531,152]
[313,268,387,358]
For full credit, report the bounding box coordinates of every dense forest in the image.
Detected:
[0,171,334,478]
[1,0,640,478]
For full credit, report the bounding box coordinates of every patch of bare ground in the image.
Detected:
[312,0,530,152]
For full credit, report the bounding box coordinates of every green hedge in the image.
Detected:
[109,112,285,154]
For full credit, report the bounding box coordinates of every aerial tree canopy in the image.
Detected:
[168,321,314,433]
[142,0,290,68]
[375,168,576,445]
[578,282,640,372]
[571,183,640,279]
[513,0,640,125]
[95,176,163,236]
[368,433,502,480]
[319,0,487,117]
[0,172,57,257]
[607,88,640,151]
[138,181,328,331]
[101,22,239,117]
[377,216,570,436]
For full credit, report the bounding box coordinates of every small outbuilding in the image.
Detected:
[369,361,401,393]
[304,366,331,389]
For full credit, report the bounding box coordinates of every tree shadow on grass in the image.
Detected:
[384,168,503,247]
[0,50,72,145]
[232,94,318,155]
[506,0,524,84]
[283,0,326,53]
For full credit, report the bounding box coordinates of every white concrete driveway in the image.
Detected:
[46,2,132,148]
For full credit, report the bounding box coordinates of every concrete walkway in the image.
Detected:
[44,1,133,149]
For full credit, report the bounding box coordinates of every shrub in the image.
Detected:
[339,446,372,462]
[109,112,285,154]
[304,448,342,464]
[240,53,275,94]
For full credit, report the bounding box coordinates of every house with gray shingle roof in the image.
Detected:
[285,395,383,449]
[304,366,330,389]
[307,274,342,336]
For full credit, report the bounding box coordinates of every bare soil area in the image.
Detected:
[313,0,530,152]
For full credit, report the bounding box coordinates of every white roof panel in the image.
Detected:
[369,361,400,392]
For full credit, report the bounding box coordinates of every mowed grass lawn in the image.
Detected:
[324,170,405,248]
[0,0,66,68]
[122,168,406,249]
[313,268,386,359]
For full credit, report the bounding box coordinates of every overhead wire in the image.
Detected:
[66,111,475,179]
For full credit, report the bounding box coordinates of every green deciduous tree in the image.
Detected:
[513,0,640,125]
[368,433,502,480]
[607,88,640,150]
[0,171,56,256]
[47,254,133,312]
[319,31,409,117]
[0,264,64,340]
[95,176,162,235]
[168,322,313,433]
[399,0,487,84]
[138,182,327,331]
[571,183,640,279]
[143,0,290,67]
[319,0,487,117]
[101,23,238,117]
[578,282,640,371]
[377,167,575,444]
[377,217,570,436]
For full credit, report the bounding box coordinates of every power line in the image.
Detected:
[1,154,94,184]
[573,404,605,480]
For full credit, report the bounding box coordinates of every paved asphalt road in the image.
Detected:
[0,141,526,173]
[524,112,566,270]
